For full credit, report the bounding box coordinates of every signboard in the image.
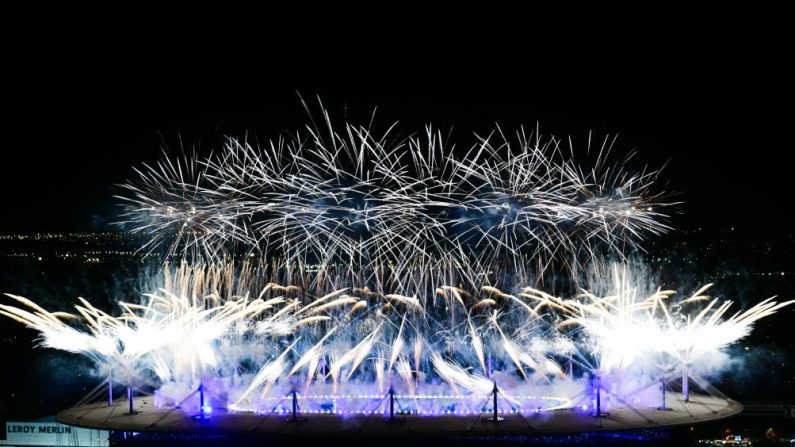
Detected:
[1,421,108,446]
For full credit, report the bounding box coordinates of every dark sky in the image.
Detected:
[1,6,791,237]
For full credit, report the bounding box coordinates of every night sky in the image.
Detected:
[1,6,791,238]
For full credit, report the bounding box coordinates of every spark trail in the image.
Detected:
[2,263,790,414]
[117,112,671,283]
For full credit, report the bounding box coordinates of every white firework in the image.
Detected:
[117,110,671,284]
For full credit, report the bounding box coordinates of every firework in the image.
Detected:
[117,112,671,284]
[5,106,790,430]
[2,262,789,416]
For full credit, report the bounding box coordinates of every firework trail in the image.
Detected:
[2,262,790,414]
[117,108,671,285]
[548,265,794,401]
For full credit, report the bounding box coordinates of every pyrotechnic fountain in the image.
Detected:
[1,108,789,437]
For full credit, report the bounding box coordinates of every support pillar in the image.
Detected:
[488,381,503,422]
[657,376,671,410]
[286,388,303,422]
[682,363,689,402]
[199,383,206,418]
[127,384,134,414]
[594,375,602,417]
[389,385,395,422]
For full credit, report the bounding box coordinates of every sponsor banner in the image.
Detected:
[2,421,109,446]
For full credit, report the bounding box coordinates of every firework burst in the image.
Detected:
[117,110,671,284]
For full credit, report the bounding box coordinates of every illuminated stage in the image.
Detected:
[57,392,741,438]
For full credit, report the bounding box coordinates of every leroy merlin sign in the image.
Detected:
[1,421,109,446]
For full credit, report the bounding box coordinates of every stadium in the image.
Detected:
[2,112,789,444]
